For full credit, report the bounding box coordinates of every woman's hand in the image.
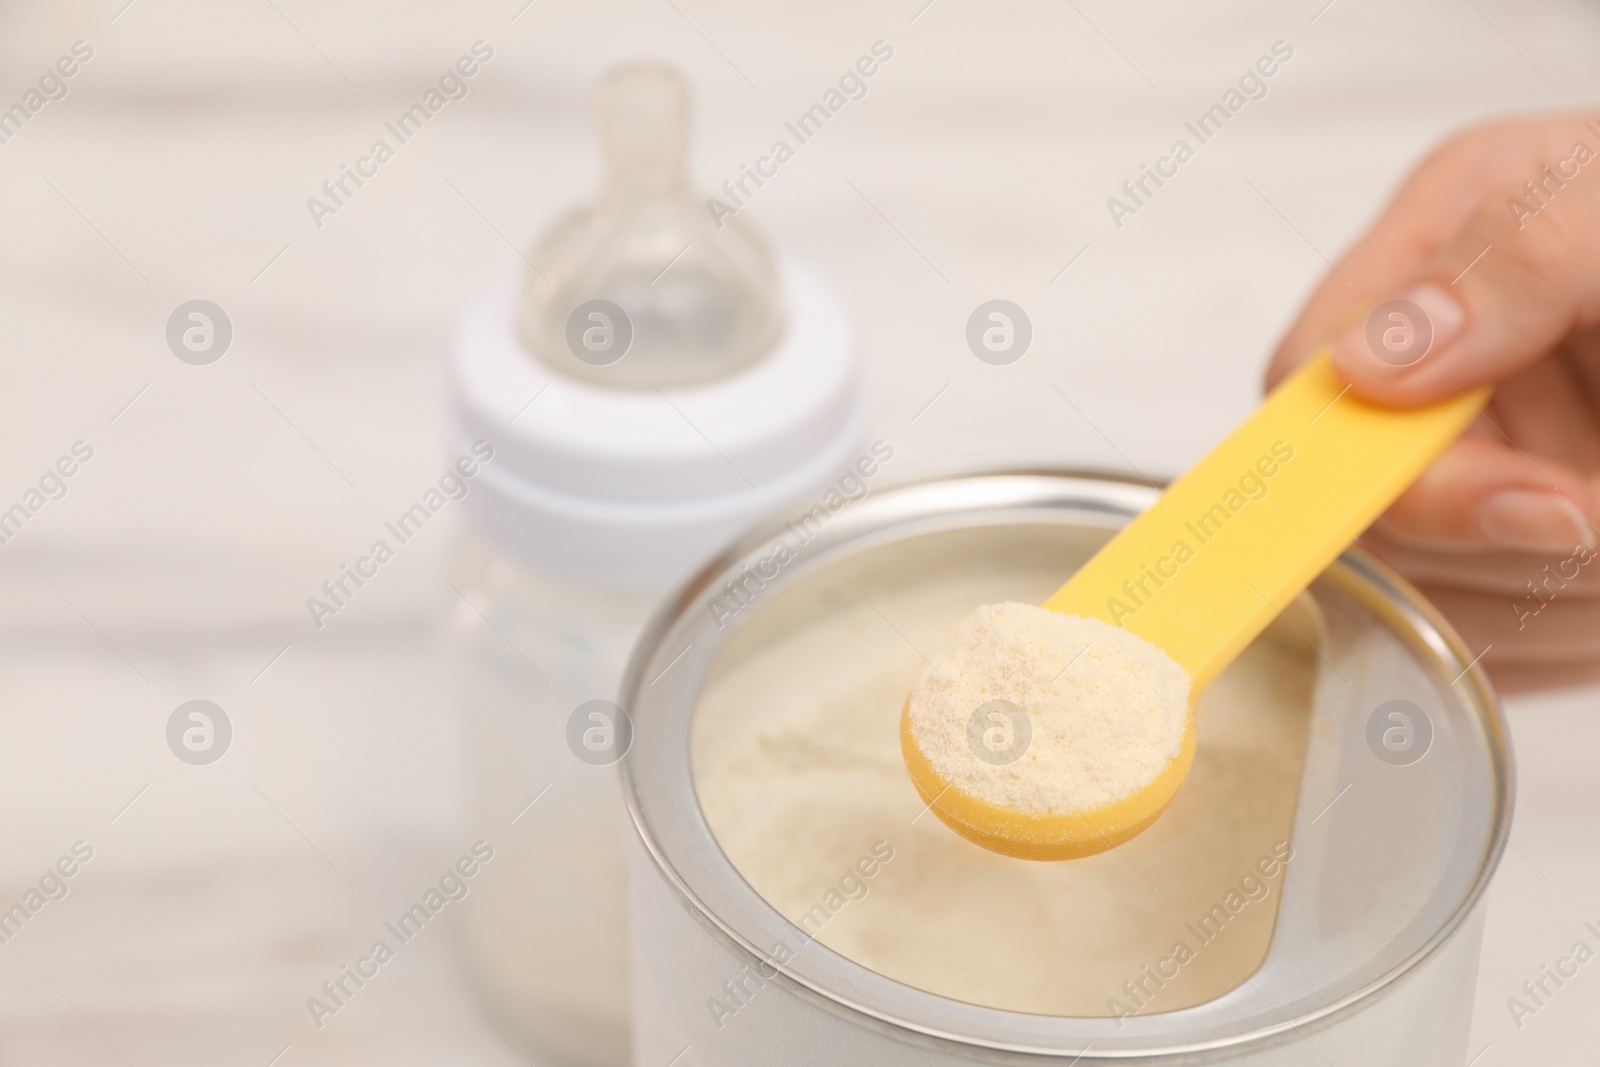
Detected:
[1266,114,1600,692]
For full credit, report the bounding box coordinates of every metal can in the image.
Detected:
[620,469,1511,1065]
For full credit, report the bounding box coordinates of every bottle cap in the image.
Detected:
[454,61,864,586]
[454,260,863,587]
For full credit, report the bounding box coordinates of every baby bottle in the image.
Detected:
[447,60,864,1066]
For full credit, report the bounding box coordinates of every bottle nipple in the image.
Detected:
[517,61,785,389]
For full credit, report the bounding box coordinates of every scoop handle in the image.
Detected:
[1043,352,1485,690]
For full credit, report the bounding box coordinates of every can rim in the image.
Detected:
[619,466,1513,1059]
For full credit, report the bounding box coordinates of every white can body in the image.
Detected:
[620,471,1511,1066]
[629,841,1488,1066]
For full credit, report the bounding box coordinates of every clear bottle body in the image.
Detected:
[448,525,661,1067]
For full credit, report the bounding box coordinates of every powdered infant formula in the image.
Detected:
[691,529,1313,1016]
[908,602,1191,813]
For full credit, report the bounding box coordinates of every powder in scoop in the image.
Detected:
[907,602,1191,813]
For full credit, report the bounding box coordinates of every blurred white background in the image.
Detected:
[0,0,1596,1062]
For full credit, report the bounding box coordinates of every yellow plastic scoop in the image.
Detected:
[901,352,1484,860]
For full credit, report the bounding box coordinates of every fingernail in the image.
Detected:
[1478,490,1596,553]
[1333,283,1465,375]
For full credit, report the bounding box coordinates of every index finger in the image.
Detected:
[1265,115,1593,390]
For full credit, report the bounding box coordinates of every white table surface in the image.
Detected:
[0,0,1596,1063]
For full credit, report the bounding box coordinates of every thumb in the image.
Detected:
[1329,165,1600,404]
